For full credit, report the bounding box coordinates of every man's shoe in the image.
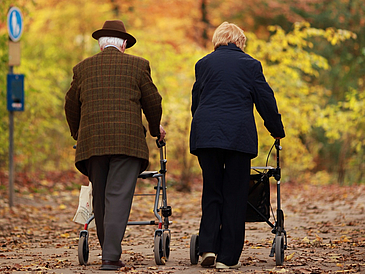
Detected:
[100,260,125,270]
[201,252,215,267]
[216,261,241,269]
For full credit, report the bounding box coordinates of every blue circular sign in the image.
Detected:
[7,7,23,42]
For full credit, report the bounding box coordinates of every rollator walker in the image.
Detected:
[77,139,172,266]
[190,139,287,266]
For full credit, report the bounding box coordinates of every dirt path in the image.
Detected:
[0,181,364,273]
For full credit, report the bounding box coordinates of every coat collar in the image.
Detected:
[104,45,120,50]
[103,46,121,53]
[215,43,243,52]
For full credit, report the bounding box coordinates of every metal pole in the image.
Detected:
[9,65,14,208]
[276,140,280,211]
[9,111,14,207]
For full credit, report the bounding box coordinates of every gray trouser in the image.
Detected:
[86,155,142,261]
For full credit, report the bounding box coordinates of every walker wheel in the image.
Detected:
[275,235,284,266]
[78,233,89,265]
[190,234,199,265]
[154,234,165,265]
[162,231,171,260]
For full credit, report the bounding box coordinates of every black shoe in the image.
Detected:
[101,260,125,270]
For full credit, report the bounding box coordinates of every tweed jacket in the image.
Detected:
[190,43,285,157]
[65,47,162,175]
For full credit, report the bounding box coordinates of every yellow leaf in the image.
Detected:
[341,235,350,242]
[71,189,79,196]
[285,252,295,261]
[59,204,67,210]
[314,234,322,242]
[40,180,49,186]
[302,236,310,244]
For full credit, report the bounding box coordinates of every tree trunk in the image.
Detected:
[201,0,210,48]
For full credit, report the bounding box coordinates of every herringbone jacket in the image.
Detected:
[65,47,162,175]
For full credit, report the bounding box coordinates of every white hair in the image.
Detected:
[98,37,125,49]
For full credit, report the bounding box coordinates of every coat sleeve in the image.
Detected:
[191,62,201,116]
[139,60,162,137]
[64,68,81,140]
[252,61,285,138]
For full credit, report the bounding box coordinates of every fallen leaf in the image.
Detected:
[285,252,295,261]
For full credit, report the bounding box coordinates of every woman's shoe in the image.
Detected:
[201,252,215,267]
[216,261,241,269]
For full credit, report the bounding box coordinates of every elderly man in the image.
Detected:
[65,20,165,270]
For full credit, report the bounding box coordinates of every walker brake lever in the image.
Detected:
[275,139,282,150]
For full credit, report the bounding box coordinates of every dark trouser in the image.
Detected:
[86,155,142,261]
[197,148,251,266]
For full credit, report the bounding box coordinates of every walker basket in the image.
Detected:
[246,173,270,222]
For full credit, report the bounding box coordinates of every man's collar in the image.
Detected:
[104,45,120,51]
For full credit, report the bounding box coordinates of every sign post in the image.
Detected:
[7,7,24,207]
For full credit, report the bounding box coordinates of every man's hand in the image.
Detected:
[159,125,166,142]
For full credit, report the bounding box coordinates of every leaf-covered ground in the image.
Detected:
[0,171,364,273]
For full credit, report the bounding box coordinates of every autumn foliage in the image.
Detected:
[0,1,365,273]
[0,0,364,191]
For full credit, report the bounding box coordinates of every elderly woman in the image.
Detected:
[190,22,285,269]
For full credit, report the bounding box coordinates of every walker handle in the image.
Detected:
[274,139,281,180]
[156,138,166,148]
[274,139,282,150]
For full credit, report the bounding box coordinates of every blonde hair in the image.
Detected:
[212,22,246,51]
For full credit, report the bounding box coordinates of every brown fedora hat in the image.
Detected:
[92,20,136,48]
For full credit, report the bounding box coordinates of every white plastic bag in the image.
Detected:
[73,182,95,228]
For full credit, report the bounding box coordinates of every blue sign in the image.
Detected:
[7,74,25,112]
[7,7,23,42]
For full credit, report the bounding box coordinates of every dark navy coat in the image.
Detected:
[190,43,285,157]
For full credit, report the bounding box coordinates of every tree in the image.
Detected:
[204,0,364,184]
[315,88,365,184]
[0,0,28,169]
[247,23,356,182]
[0,0,115,172]
[0,0,361,190]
